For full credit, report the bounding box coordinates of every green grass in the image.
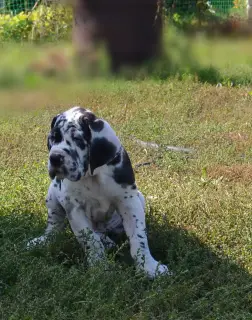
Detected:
[0,36,252,319]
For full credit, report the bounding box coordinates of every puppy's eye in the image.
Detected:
[51,130,62,143]
[73,136,86,150]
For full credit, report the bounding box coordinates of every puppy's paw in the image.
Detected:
[142,259,172,279]
[26,236,47,249]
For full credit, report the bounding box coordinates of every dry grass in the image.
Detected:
[208,164,252,183]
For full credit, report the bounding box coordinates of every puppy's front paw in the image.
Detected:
[143,259,172,279]
[26,236,47,249]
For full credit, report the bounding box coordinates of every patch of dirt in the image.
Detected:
[223,132,249,143]
[221,131,251,152]
[208,164,252,183]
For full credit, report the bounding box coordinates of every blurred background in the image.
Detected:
[0,0,251,86]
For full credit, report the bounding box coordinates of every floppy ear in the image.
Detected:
[47,114,59,151]
[47,135,52,151]
[50,115,59,129]
[79,112,121,175]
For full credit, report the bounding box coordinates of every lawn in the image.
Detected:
[0,33,252,319]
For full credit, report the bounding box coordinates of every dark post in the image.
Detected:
[72,0,163,73]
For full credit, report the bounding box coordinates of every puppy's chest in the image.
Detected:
[58,179,114,222]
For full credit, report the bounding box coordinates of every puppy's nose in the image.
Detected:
[50,153,64,167]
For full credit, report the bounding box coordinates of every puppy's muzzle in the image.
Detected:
[50,153,64,167]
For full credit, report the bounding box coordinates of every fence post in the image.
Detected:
[248,0,252,29]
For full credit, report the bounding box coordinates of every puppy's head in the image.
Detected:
[47,106,121,181]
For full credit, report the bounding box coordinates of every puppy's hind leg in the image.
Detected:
[137,191,146,211]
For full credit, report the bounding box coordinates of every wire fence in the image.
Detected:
[0,0,248,16]
[0,0,36,14]
[165,0,234,14]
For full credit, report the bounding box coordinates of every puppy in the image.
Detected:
[28,107,169,278]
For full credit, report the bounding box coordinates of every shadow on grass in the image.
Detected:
[146,210,252,318]
[0,208,251,319]
[140,56,222,85]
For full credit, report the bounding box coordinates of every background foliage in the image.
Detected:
[0,4,72,41]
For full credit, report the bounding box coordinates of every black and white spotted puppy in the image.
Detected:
[27,106,169,278]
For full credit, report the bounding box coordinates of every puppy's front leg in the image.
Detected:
[116,192,169,278]
[67,207,106,266]
[27,186,66,248]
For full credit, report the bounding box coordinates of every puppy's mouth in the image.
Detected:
[49,167,66,180]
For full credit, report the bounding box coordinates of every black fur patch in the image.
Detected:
[69,165,77,172]
[73,107,87,114]
[50,115,59,129]
[76,108,96,123]
[56,179,62,191]
[69,149,79,162]
[53,116,67,130]
[51,128,63,144]
[63,148,71,155]
[108,151,121,166]
[113,149,135,186]
[78,110,105,141]
[65,123,76,132]
[89,119,104,132]
[47,136,51,151]
[140,242,145,249]
[83,161,88,174]
[79,117,92,144]
[89,138,117,174]
[73,136,86,150]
